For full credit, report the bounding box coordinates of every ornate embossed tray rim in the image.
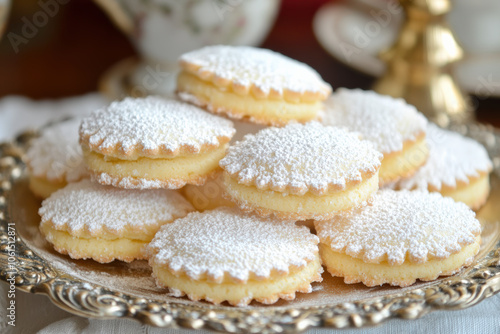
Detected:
[1,123,500,333]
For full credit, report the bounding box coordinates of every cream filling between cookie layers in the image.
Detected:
[40,223,147,263]
[379,135,429,185]
[319,237,481,287]
[83,145,228,182]
[223,172,379,219]
[177,71,323,125]
[151,254,322,306]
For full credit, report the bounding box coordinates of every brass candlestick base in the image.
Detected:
[373,0,472,126]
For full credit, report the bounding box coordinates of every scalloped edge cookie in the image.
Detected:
[145,207,323,306]
[177,45,332,126]
[80,97,235,189]
[315,190,481,287]
[219,122,382,220]
[323,89,429,185]
[80,96,235,160]
[395,124,493,210]
[39,180,194,263]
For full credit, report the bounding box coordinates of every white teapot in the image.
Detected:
[94,0,281,96]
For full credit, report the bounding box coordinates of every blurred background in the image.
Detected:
[0,0,499,125]
[0,0,340,98]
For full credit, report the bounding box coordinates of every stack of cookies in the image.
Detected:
[29,45,491,307]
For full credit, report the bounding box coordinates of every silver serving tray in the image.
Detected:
[0,123,499,333]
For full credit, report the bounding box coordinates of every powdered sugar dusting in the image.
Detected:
[80,96,235,157]
[146,207,319,282]
[90,170,215,190]
[180,45,331,96]
[27,118,87,182]
[219,122,382,195]
[323,89,427,154]
[92,172,168,190]
[315,189,481,265]
[39,179,194,237]
[397,124,492,190]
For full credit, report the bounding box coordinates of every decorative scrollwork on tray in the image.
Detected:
[0,135,58,290]
[0,124,499,333]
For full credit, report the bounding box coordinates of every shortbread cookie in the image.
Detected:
[323,89,429,185]
[39,179,194,263]
[182,173,234,211]
[80,96,235,189]
[27,119,87,198]
[396,124,492,210]
[177,45,332,126]
[315,189,481,287]
[145,207,323,306]
[220,122,383,220]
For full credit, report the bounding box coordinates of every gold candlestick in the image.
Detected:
[373,0,472,126]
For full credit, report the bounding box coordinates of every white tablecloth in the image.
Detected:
[1,94,499,334]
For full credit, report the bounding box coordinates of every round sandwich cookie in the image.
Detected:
[27,118,87,198]
[396,124,493,210]
[145,207,323,306]
[177,45,332,126]
[323,89,429,185]
[79,96,235,189]
[220,122,383,220]
[315,189,482,287]
[39,179,194,263]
